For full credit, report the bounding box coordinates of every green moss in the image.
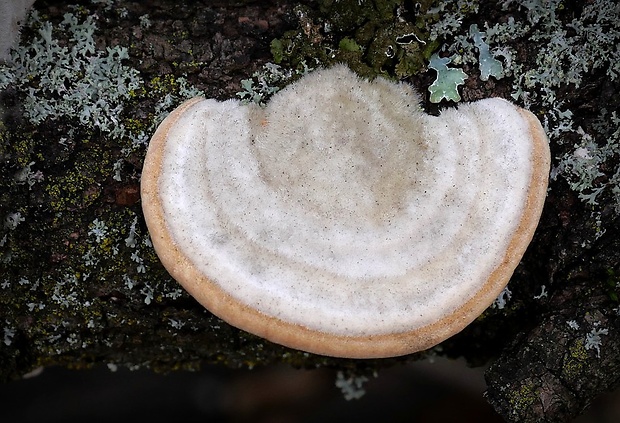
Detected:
[317,0,372,32]
[339,37,362,52]
[269,0,436,79]
[172,30,189,40]
[270,30,326,70]
[123,117,147,135]
[562,338,589,380]
[507,381,539,417]
[44,146,110,213]
[366,21,437,78]
[1,131,35,168]
[149,75,179,93]
[270,39,285,64]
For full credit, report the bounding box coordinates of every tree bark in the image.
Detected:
[1,1,619,422]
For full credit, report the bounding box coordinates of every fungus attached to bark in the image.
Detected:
[141,65,550,359]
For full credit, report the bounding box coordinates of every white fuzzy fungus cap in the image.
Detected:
[141,65,550,358]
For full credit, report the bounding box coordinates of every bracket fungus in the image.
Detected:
[141,65,550,359]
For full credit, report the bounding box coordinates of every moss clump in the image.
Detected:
[366,21,439,78]
[149,74,180,93]
[44,145,110,213]
[270,0,437,79]
[0,129,35,168]
[562,338,589,380]
[507,381,539,418]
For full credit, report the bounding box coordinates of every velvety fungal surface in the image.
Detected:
[141,65,550,358]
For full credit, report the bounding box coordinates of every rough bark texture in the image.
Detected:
[1,1,619,422]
